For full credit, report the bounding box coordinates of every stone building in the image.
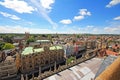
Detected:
[29,40,51,47]
[0,56,19,80]
[85,40,97,49]
[20,45,65,74]
[0,51,3,62]
[63,42,86,58]
[0,51,6,62]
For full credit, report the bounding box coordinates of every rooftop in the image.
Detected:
[36,40,50,43]
[95,56,120,80]
[44,58,102,80]
[95,55,117,78]
[50,46,63,50]
[106,50,118,55]
[21,46,63,55]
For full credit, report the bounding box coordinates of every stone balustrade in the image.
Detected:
[28,49,98,80]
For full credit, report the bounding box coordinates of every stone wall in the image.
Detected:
[0,60,18,80]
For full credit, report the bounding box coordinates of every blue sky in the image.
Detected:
[0,0,120,34]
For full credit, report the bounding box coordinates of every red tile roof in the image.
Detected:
[106,50,118,56]
[112,45,120,49]
[75,41,84,45]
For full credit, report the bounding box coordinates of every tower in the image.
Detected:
[25,32,30,40]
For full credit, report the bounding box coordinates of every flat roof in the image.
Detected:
[21,47,44,55]
[21,46,63,55]
[36,40,50,43]
[50,46,63,50]
[34,48,44,53]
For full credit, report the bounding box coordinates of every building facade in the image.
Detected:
[19,46,65,74]
[0,60,19,80]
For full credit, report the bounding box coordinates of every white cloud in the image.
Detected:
[113,16,120,20]
[83,25,95,32]
[60,9,91,23]
[59,19,72,24]
[73,9,91,21]
[0,25,119,34]
[73,16,84,21]
[86,25,94,28]
[102,21,120,34]
[79,9,91,16]
[93,28,99,32]
[0,0,35,13]
[86,25,94,30]
[59,24,120,34]
[40,0,55,10]
[86,12,91,16]
[30,0,57,29]
[104,26,120,33]
[106,0,120,8]
[0,25,54,34]
[0,11,20,20]
[59,25,99,34]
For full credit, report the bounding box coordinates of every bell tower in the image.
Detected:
[25,32,30,40]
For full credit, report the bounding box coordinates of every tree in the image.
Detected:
[2,43,15,50]
[47,34,52,41]
[3,35,13,43]
[27,36,35,44]
[0,42,5,50]
[72,40,76,45]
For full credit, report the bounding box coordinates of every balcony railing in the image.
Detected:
[26,49,99,80]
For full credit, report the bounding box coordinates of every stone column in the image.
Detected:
[65,57,68,65]
[38,66,41,79]
[32,74,34,80]
[54,61,56,71]
[49,67,51,72]
[75,55,77,63]
[25,74,28,80]
[39,66,41,75]
[21,74,24,80]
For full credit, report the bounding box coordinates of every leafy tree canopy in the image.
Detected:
[27,36,35,44]
[0,42,5,50]
[2,43,15,50]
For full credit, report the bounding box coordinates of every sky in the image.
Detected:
[0,0,120,34]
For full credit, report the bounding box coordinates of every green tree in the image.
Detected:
[0,42,5,50]
[27,36,35,44]
[67,56,75,64]
[76,34,81,38]
[2,43,15,50]
[3,35,13,43]
[47,34,52,41]
[72,40,76,45]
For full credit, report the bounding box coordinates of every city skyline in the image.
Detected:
[0,0,120,34]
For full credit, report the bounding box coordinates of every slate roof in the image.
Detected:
[44,58,102,80]
[95,56,120,80]
[94,55,117,78]
[13,36,25,40]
